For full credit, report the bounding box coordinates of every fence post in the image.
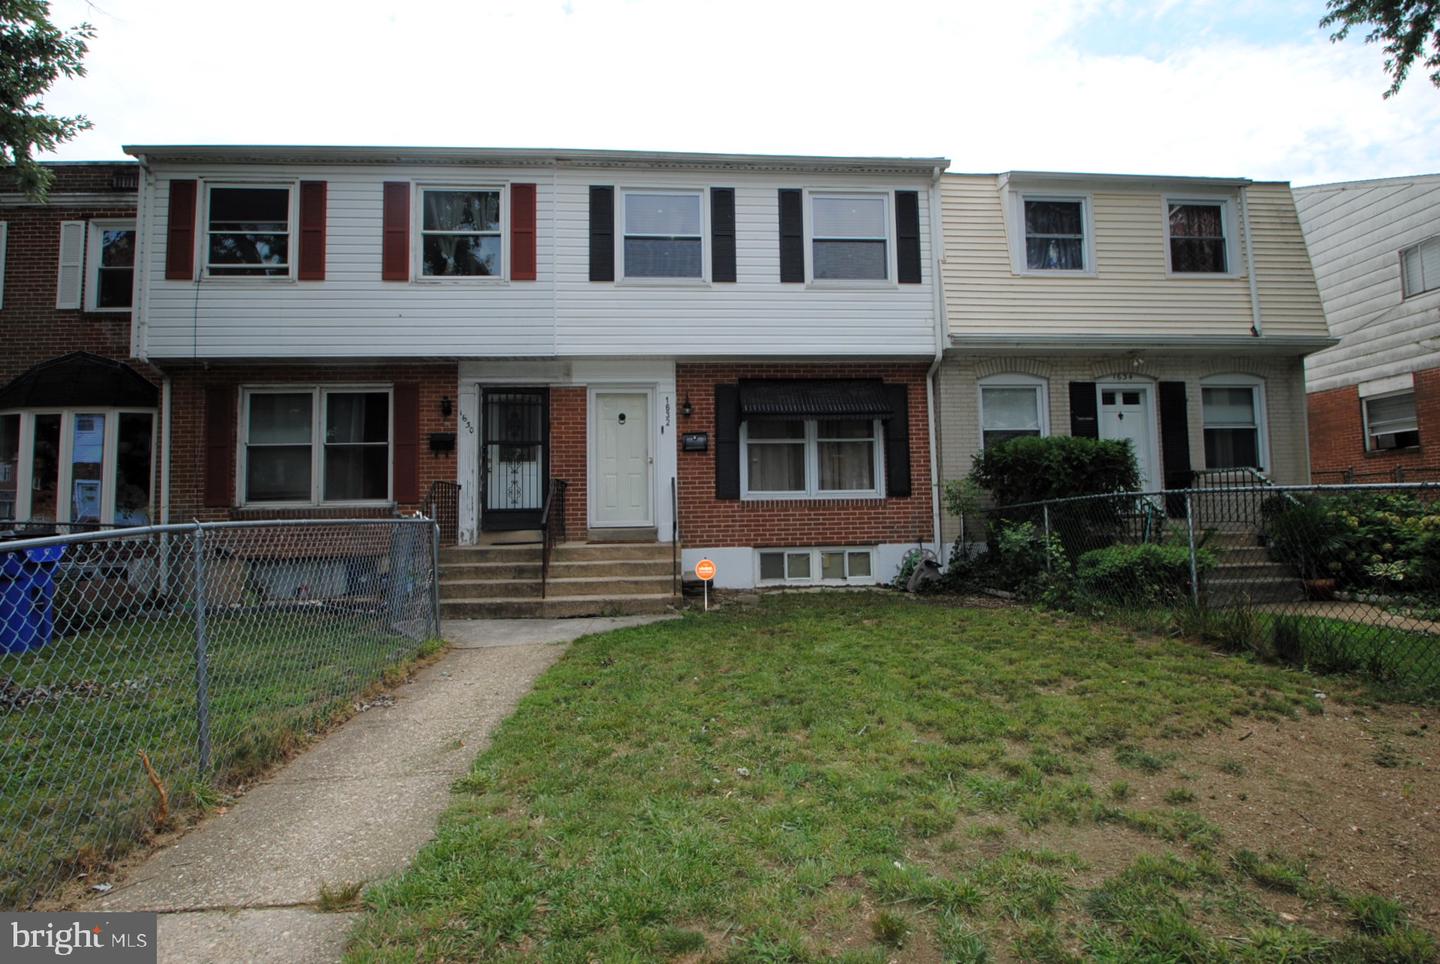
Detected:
[191,523,212,775]
[1184,492,1200,607]
[430,520,442,639]
[1042,504,1053,572]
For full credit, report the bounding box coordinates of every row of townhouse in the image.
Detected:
[0,147,1333,603]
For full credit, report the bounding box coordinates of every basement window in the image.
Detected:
[756,547,875,586]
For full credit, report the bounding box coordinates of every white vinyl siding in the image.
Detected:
[56,221,85,309]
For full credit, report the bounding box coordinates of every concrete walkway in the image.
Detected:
[91,616,671,964]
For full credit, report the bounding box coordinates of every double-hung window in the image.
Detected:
[1364,392,1420,451]
[1167,200,1230,274]
[206,185,293,277]
[1401,236,1440,298]
[1201,377,1266,469]
[743,418,882,498]
[622,190,703,279]
[810,194,889,280]
[243,388,391,504]
[420,188,503,277]
[1022,197,1087,271]
[979,375,1047,448]
[86,220,136,310]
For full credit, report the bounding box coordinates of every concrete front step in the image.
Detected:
[1204,529,1263,548]
[1210,545,1273,564]
[1211,561,1299,581]
[1205,578,1305,605]
[439,558,674,581]
[441,575,676,600]
[440,593,680,619]
[439,542,672,565]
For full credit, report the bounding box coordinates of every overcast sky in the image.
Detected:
[41,0,1440,185]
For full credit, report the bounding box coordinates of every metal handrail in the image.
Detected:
[423,480,462,547]
[539,479,568,600]
[671,476,680,598]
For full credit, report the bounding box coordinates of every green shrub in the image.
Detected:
[1075,542,1211,607]
[994,521,1069,598]
[969,436,1140,507]
[1264,492,1440,598]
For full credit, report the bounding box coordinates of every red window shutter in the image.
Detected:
[511,183,537,281]
[298,181,327,280]
[382,182,410,281]
[392,383,420,503]
[204,385,236,507]
[165,180,197,280]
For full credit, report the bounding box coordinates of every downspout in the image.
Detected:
[926,164,947,562]
[160,376,172,524]
[1240,185,1263,337]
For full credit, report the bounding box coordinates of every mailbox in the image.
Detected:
[682,433,709,452]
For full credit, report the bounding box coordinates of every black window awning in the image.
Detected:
[738,379,894,419]
[0,352,159,409]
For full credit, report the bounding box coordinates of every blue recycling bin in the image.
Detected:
[0,544,66,654]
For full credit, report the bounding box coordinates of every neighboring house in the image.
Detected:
[0,163,160,527]
[1294,174,1440,482]
[936,171,1332,544]
[124,146,948,592]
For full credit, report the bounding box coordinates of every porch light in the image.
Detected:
[440,395,453,418]
[681,396,693,418]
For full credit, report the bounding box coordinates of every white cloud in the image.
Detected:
[37,0,1440,184]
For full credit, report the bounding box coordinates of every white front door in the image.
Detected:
[594,392,651,526]
[1098,385,1157,491]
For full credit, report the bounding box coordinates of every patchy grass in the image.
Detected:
[1,612,439,908]
[345,595,1434,961]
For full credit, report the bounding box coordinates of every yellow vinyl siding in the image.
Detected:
[1245,182,1328,337]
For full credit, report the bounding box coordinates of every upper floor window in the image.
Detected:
[242,387,391,504]
[979,374,1048,448]
[420,188,502,277]
[742,418,883,498]
[1364,391,1419,451]
[206,185,292,277]
[1023,198,1087,271]
[1167,200,1230,274]
[86,221,136,311]
[1201,376,1266,469]
[622,191,703,279]
[1401,236,1440,298]
[811,194,888,281]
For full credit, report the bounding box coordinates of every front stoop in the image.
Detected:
[1202,527,1305,605]
[439,542,681,618]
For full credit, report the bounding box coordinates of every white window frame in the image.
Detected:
[740,417,885,500]
[238,386,394,507]
[414,184,509,283]
[617,187,708,284]
[202,181,297,280]
[755,546,877,586]
[85,219,137,312]
[1163,195,1239,277]
[0,407,158,526]
[1200,374,1269,472]
[977,373,1049,450]
[803,189,896,286]
[1011,193,1095,276]
[1400,235,1440,299]
[1362,389,1420,452]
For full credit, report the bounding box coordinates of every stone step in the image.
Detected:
[439,542,672,565]
[440,593,680,619]
[1203,529,1263,548]
[439,559,674,581]
[1211,561,1298,581]
[441,575,676,600]
[1209,545,1273,564]
[1205,577,1305,605]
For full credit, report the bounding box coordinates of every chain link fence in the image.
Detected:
[959,484,1440,695]
[0,518,440,908]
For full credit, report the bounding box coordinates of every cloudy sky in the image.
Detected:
[41,0,1440,185]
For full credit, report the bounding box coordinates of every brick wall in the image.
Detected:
[1308,366,1440,480]
[165,362,459,522]
[675,362,932,548]
[548,386,588,539]
[0,164,152,387]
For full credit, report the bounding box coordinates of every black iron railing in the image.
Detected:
[671,476,680,598]
[423,481,462,547]
[540,479,568,599]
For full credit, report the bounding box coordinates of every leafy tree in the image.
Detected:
[1322,0,1440,97]
[1,0,94,201]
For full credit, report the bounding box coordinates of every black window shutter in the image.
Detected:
[896,190,922,284]
[1158,381,1192,512]
[714,384,741,499]
[711,188,736,282]
[1069,382,1099,438]
[778,188,804,282]
[589,186,614,282]
[883,384,912,498]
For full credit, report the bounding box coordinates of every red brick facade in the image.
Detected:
[1308,367,1440,481]
[548,386,588,539]
[675,362,932,548]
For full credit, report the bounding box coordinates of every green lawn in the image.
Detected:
[348,594,1436,963]
[1,608,436,908]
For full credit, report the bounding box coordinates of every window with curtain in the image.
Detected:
[1401,236,1440,298]
[743,418,882,497]
[1365,392,1419,450]
[420,189,502,277]
[1202,385,1262,468]
[244,388,391,503]
[811,194,888,280]
[206,186,292,276]
[623,191,703,278]
[1023,199,1085,270]
[1168,202,1229,273]
[980,384,1044,448]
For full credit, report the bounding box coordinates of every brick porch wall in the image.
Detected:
[675,362,932,548]
[1308,366,1440,480]
[548,386,588,540]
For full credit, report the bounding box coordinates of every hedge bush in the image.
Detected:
[1075,542,1213,606]
[969,435,1140,507]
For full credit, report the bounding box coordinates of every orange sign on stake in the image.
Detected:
[695,558,716,610]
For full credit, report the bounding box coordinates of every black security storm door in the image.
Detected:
[481,388,548,530]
